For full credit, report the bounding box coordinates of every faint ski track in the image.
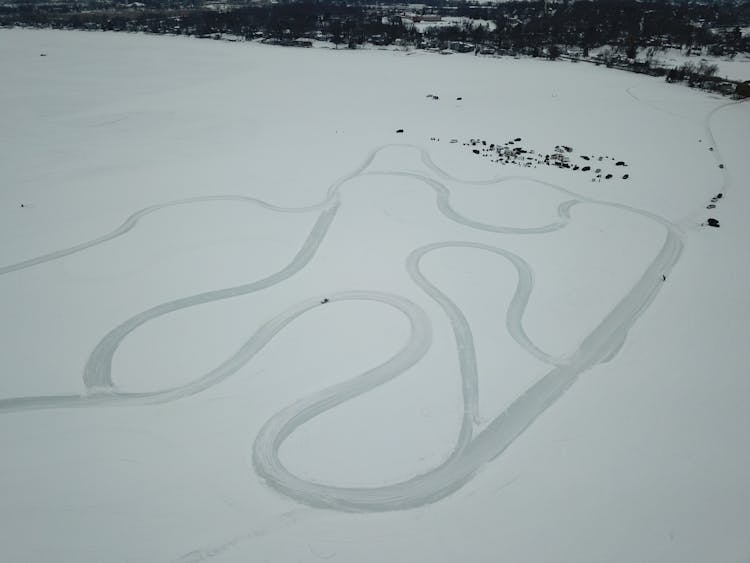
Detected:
[4,117,720,512]
[625,85,686,120]
[171,508,314,563]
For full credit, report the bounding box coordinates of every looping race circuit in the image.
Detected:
[4,109,740,510]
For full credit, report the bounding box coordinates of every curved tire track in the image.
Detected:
[0,141,688,512]
[0,195,332,276]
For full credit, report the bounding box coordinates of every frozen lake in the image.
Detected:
[1,28,749,562]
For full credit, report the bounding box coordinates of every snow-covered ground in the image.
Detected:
[645,47,750,82]
[405,16,497,33]
[589,45,750,82]
[1,28,749,562]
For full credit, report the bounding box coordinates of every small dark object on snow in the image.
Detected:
[605,174,613,179]
[719,164,724,169]
[396,129,404,133]
[615,161,625,166]
[706,218,720,228]
[20,203,26,208]
[662,275,666,281]
[514,137,521,142]
[473,149,480,154]
[581,155,590,161]
[582,166,591,172]
[707,204,716,209]
[709,147,714,151]
[320,298,329,304]
[40,53,46,57]
[716,193,723,199]
[456,97,462,100]
[622,174,629,179]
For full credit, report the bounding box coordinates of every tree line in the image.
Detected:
[3,0,749,74]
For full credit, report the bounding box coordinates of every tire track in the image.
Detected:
[0,195,332,277]
[252,221,681,511]
[0,142,686,513]
[701,99,745,198]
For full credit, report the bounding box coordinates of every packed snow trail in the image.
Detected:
[253,225,681,511]
[701,100,745,198]
[0,144,576,276]
[0,138,687,511]
[0,195,331,277]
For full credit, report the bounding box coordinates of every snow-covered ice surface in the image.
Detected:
[1,28,749,562]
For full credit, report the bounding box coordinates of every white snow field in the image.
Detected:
[1,28,749,562]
